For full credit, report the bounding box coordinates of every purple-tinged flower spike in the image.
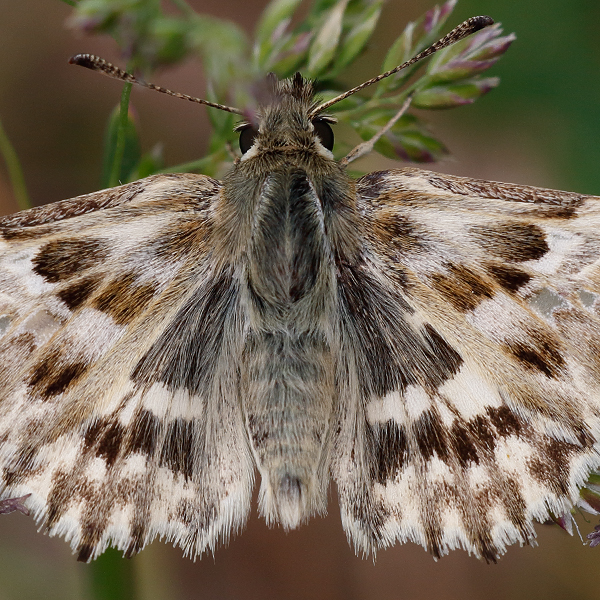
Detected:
[0,495,31,516]
[426,24,515,84]
[587,525,600,548]
[579,486,600,514]
[413,76,499,109]
[424,0,458,34]
[552,512,575,535]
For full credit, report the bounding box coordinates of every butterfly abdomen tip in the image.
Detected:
[276,475,307,529]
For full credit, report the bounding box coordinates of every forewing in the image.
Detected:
[333,167,600,560]
[0,174,254,560]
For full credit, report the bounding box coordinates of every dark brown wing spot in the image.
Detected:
[355,171,392,200]
[97,422,125,467]
[125,409,160,456]
[369,420,409,484]
[528,438,575,496]
[29,358,88,398]
[337,260,414,396]
[496,475,528,542]
[487,406,522,437]
[77,544,95,563]
[423,510,444,560]
[487,264,531,293]
[3,446,39,486]
[76,524,103,563]
[33,239,108,283]
[413,411,448,462]
[421,325,463,386]
[83,420,103,449]
[470,223,548,262]
[133,270,235,395]
[476,533,500,564]
[58,275,102,310]
[450,420,480,467]
[124,522,147,558]
[93,273,157,325]
[159,418,195,480]
[430,264,495,312]
[468,415,496,453]
[151,218,210,259]
[506,334,565,378]
[371,211,426,254]
[338,259,471,397]
[46,469,86,529]
[83,419,125,467]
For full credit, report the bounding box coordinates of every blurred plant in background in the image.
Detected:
[58,0,513,185]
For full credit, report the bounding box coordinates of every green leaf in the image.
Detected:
[354,112,447,162]
[375,23,417,95]
[149,16,190,65]
[254,0,302,48]
[267,32,312,76]
[102,84,140,188]
[427,59,498,84]
[127,144,164,180]
[425,25,514,84]
[579,487,600,513]
[387,128,447,162]
[374,0,459,95]
[188,15,250,96]
[305,0,340,25]
[381,20,415,73]
[413,77,499,109]
[330,0,382,75]
[0,117,30,210]
[307,0,349,78]
[207,110,236,149]
[423,0,457,35]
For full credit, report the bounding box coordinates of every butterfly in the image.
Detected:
[0,15,599,563]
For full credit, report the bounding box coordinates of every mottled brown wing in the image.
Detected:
[333,167,600,560]
[0,174,254,561]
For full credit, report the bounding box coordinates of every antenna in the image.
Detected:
[69,54,243,115]
[308,15,494,117]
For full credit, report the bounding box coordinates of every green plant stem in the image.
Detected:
[108,83,133,188]
[0,117,30,210]
[88,550,137,600]
[59,0,78,5]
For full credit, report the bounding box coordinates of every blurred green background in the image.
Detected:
[1,1,600,599]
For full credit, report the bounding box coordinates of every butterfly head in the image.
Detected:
[234,72,336,161]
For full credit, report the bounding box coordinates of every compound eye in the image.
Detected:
[312,118,334,151]
[239,125,258,154]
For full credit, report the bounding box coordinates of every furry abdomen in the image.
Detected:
[241,168,336,528]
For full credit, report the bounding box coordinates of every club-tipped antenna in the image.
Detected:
[309,15,494,117]
[69,54,244,115]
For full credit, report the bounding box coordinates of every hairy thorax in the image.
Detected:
[216,144,360,527]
